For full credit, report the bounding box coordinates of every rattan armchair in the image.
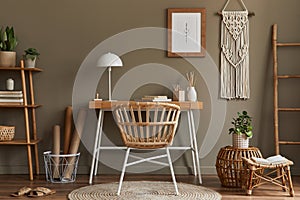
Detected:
[113,102,181,195]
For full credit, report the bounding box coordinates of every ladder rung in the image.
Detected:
[278,108,300,111]
[278,75,300,79]
[277,42,300,47]
[279,141,300,145]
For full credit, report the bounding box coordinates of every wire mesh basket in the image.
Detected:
[43,151,80,183]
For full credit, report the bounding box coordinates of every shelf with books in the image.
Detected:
[0,60,41,181]
[0,103,42,108]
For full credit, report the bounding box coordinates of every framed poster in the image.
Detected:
[167,8,206,57]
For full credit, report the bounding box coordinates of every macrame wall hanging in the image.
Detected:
[220,0,251,100]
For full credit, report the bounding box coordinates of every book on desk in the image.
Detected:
[140,95,172,102]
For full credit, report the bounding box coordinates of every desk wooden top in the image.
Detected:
[89,100,203,110]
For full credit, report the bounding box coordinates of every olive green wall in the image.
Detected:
[0,0,300,176]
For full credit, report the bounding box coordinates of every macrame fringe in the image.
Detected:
[220,11,250,100]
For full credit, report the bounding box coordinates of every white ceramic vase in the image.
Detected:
[187,86,197,102]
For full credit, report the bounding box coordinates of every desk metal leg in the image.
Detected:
[188,110,202,184]
[187,111,197,176]
[94,111,104,175]
[89,110,103,184]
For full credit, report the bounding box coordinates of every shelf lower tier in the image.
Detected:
[0,139,40,145]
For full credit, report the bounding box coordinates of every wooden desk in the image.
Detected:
[89,100,203,184]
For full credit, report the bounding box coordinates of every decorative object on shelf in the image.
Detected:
[0,125,15,141]
[178,90,185,102]
[0,26,18,67]
[173,84,180,101]
[220,0,250,100]
[94,93,102,101]
[96,52,123,101]
[0,90,23,104]
[6,78,14,90]
[215,146,262,188]
[24,48,40,68]
[186,71,197,101]
[173,84,186,102]
[167,8,206,57]
[229,110,253,148]
[187,87,197,102]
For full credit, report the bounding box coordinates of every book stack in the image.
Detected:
[141,95,172,102]
[0,91,23,104]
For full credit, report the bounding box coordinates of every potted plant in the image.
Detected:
[229,110,253,148]
[24,48,40,68]
[0,26,18,67]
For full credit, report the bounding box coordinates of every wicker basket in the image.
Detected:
[232,134,249,148]
[0,126,15,141]
[215,146,262,188]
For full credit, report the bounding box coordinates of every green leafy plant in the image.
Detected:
[0,26,18,51]
[229,110,253,138]
[24,48,40,61]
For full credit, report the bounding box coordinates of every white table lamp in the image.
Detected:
[97,52,123,101]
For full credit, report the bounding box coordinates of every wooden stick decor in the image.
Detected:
[63,106,73,154]
[64,108,87,180]
[52,125,60,179]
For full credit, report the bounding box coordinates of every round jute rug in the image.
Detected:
[68,181,221,200]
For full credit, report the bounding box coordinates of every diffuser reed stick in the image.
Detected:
[186,71,196,87]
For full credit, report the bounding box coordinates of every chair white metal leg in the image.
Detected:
[117,148,131,196]
[166,147,179,195]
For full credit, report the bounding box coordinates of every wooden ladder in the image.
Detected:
[272,24,300,155]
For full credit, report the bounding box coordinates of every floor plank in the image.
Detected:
[0,174,298,199]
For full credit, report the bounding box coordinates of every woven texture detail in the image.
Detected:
[68,181,221,200]
[220,11,250,100]
[216,146,262,188]
[0,126,15,141]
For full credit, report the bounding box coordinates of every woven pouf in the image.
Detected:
[215,146,262,188]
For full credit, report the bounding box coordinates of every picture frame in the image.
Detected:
[167,8,206,57]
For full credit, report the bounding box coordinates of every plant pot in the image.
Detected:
[25,57,36,68]
[0,51,16,67]
[232,134,249,148]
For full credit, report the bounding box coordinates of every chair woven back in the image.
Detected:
[113,102,181,149]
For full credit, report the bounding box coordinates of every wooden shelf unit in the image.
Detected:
[0,60,42,180]
[272,24,300,155]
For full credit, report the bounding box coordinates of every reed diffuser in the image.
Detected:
[186,71,196,87]
[186,71,197,101]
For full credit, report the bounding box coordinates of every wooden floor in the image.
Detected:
[1,174,299,199]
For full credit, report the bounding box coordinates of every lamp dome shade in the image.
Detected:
[96,52,123,67]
